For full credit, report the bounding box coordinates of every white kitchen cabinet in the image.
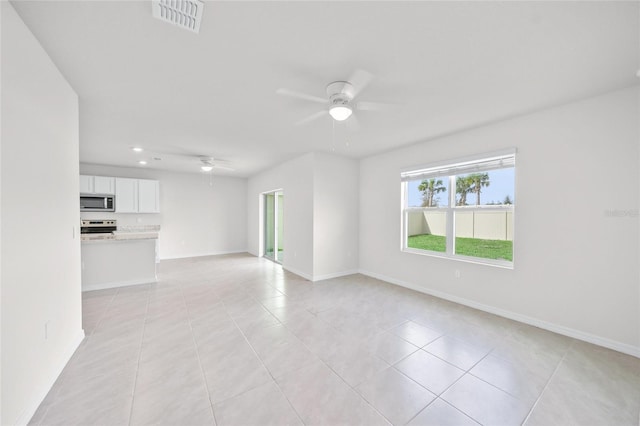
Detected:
[115,178,138,213]
[79,175,93,193]
[94,176,115,194]
[80,175,115,194]
[81,239,157,291]
[138,179,160,213]
[114,178,160,213]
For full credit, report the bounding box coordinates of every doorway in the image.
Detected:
[263,190,283,263]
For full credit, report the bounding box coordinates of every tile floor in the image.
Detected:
[30,254,640,425]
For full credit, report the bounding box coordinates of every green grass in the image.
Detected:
[407,234,446,253]
[407,234,512,261]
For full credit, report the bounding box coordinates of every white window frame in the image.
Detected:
[400,149,516,269]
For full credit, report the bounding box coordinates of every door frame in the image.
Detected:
[260,189,283,264]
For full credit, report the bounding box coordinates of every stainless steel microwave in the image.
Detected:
[80,194,115,212]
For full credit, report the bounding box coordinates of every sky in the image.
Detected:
[407,168,515,207]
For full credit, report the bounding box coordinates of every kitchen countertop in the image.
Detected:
[81,226,160,242]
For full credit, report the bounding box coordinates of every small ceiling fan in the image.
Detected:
[140,146,235,172]
[197,156,234,172]
[276,69,394,126]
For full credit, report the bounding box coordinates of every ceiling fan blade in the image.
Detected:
[295,110,327,126]
[348,69,374,98]
[356,101,396,111]
[148,146,221,161]
[212,164,236,171]
[276,88,327,104]
[196,155,232,165]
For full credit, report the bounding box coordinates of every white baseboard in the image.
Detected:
[282,265,313,281]
[359,269,640,359]
[15,329,85,426]
[312,269,360,282]
[82,277,157,292]
[160,249,248,261]
[281,266,359,282]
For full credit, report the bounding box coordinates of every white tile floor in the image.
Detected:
[30,254,640,425]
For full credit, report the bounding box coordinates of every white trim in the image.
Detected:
[282,266,361,282]
[82,278,157,292]
[400,147,517,177]
[16,329,85,426]
[159,249,248,261]
[358,269,640,359]
[282,265,313,281]
[260,188,284,260]
[311,269,360,282]
[402,247,514,269]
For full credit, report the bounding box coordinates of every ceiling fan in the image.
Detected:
[139,146,235,172]
[197,156,234,172]
[276,69,394,126]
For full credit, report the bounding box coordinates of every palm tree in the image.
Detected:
[467,173,490,205]
[456,176,473,206]
[418,178,446,207]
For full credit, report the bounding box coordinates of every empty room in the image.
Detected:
[2,1,639,425]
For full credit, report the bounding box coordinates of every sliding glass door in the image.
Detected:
[263,190,283,263]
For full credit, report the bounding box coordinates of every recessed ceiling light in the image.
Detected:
[138,160,147,165]
[132,147,143,152]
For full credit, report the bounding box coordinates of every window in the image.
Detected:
[401,150,515,267]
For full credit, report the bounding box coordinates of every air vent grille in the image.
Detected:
[152,0,204,33]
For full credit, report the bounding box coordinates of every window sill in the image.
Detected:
[402,247,514,270]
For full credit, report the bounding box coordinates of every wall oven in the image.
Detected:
[80,194,115,212]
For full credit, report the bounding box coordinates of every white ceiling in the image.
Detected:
[11,1,640,177]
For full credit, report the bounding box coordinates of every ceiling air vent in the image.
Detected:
[152,0,204,34]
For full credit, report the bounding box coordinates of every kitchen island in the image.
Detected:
[81,231,159,292]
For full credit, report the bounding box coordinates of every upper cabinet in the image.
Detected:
[114,177,160,213]
[115,178,138,213]
[82,174,160,213]
[80,175,115,195]
[79,175,93,193]
[94,176,115,194]
[138,179,160,213]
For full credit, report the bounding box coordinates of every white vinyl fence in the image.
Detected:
[407,210,513,241]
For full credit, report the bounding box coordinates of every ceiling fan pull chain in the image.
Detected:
[331,119,336,152]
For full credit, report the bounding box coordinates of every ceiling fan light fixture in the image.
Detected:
[329,105,353,121]
[201,165,213,172]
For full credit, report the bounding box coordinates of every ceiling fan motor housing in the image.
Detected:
[326,81,355,105]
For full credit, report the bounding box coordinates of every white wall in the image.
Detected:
[246,152,360,281]
[1,3,83,424]
[79,164,247,259]
[313,152,359,279]
[360,87,640,356]
[1,4,4,423]
[247,153,315,278]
